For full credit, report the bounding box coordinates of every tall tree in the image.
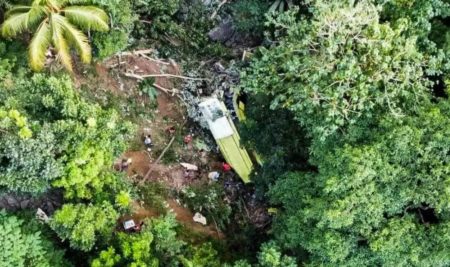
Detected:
[241,0,442,140]
[50,202,118,251]
[270,101,450,266]
[1,0,109,71]
[241,0,450,265]
[0,73,133,199]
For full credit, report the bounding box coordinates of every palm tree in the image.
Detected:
[1,0,109,72]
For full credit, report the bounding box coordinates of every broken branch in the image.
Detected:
[141,135,176,183]
[153,83,179,96]
[139,54,171,65]
[140,73,207,81]
[139,19,152,24]
[210,0,229,20]
[124,72,207,81]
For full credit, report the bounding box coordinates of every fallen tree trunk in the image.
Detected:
[125,72,207,81]
[140,136,177,184]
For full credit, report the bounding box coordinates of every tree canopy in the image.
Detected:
[242,0,445,140]
[240,0,450,265]
[0,211,69,267]
[1,0,450,266]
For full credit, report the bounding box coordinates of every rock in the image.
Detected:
[36,208,49,223]
[46,202,55,214]
[208,20,235,43]
[20,200,30,209]
[0,198,7,209]
[6,196,19,207]
[213,62,225,72]
[193,212,207,225]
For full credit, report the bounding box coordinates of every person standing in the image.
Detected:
[144,135,153,151]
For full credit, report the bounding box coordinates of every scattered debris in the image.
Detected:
[193,212,207,225]
[180,163,199,171]
[36,208,49,223]
[208,171,220,181]
[184,134,193,144]
[142,135,177,183]
[120,158,132,171]
[166,126,176,135]
[123,219,136,230]
[123,219,144,232]
[222,162,232,172]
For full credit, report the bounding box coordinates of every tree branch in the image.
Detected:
[210,0,229,20]
[141,136,177,184]
[124,72,207,81]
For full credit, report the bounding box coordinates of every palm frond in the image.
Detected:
[27,2,47,28]
[58,15,91,64]
[51,14,73,71]
[29,19,51,71]
[59,0,88,5]
[1,12,31,37]
[42,0,62,10]
[2,3,47,37]
[4,5,31,18]
[62,6,109,31]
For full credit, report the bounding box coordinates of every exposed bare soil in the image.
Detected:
[82,53,224,239]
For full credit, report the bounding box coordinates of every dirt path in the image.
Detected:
[167,199,224,239]
[120,151,223,239]
[120,200,223,239]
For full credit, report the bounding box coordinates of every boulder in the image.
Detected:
[20,200,30,209]
[193,212,207,225]
[5,196,19,208]
[208,20,235,43]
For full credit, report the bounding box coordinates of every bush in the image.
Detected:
[0,210,70,267]
[138,182,168,213]
[90,0,136,58]
[91,214,185,266]
[133,0,181,40]
[181,183,231,230]
[231,0,269,34]
[50,202,118,251]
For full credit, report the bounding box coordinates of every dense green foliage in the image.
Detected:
[133,0,181,40]
[2,0,450,266]
[0,211,69,267]
[231,0,268,34]
[91,214,186,267]
[242,1,443,140]
[50,202,118,251]
[240,0,450,266]
[89,0,136,58]
[0,73,132,197]
[269,102,450,265]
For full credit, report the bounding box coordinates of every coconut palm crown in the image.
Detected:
[1,0,109,71]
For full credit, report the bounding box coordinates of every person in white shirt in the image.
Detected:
[144,134,153,151]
